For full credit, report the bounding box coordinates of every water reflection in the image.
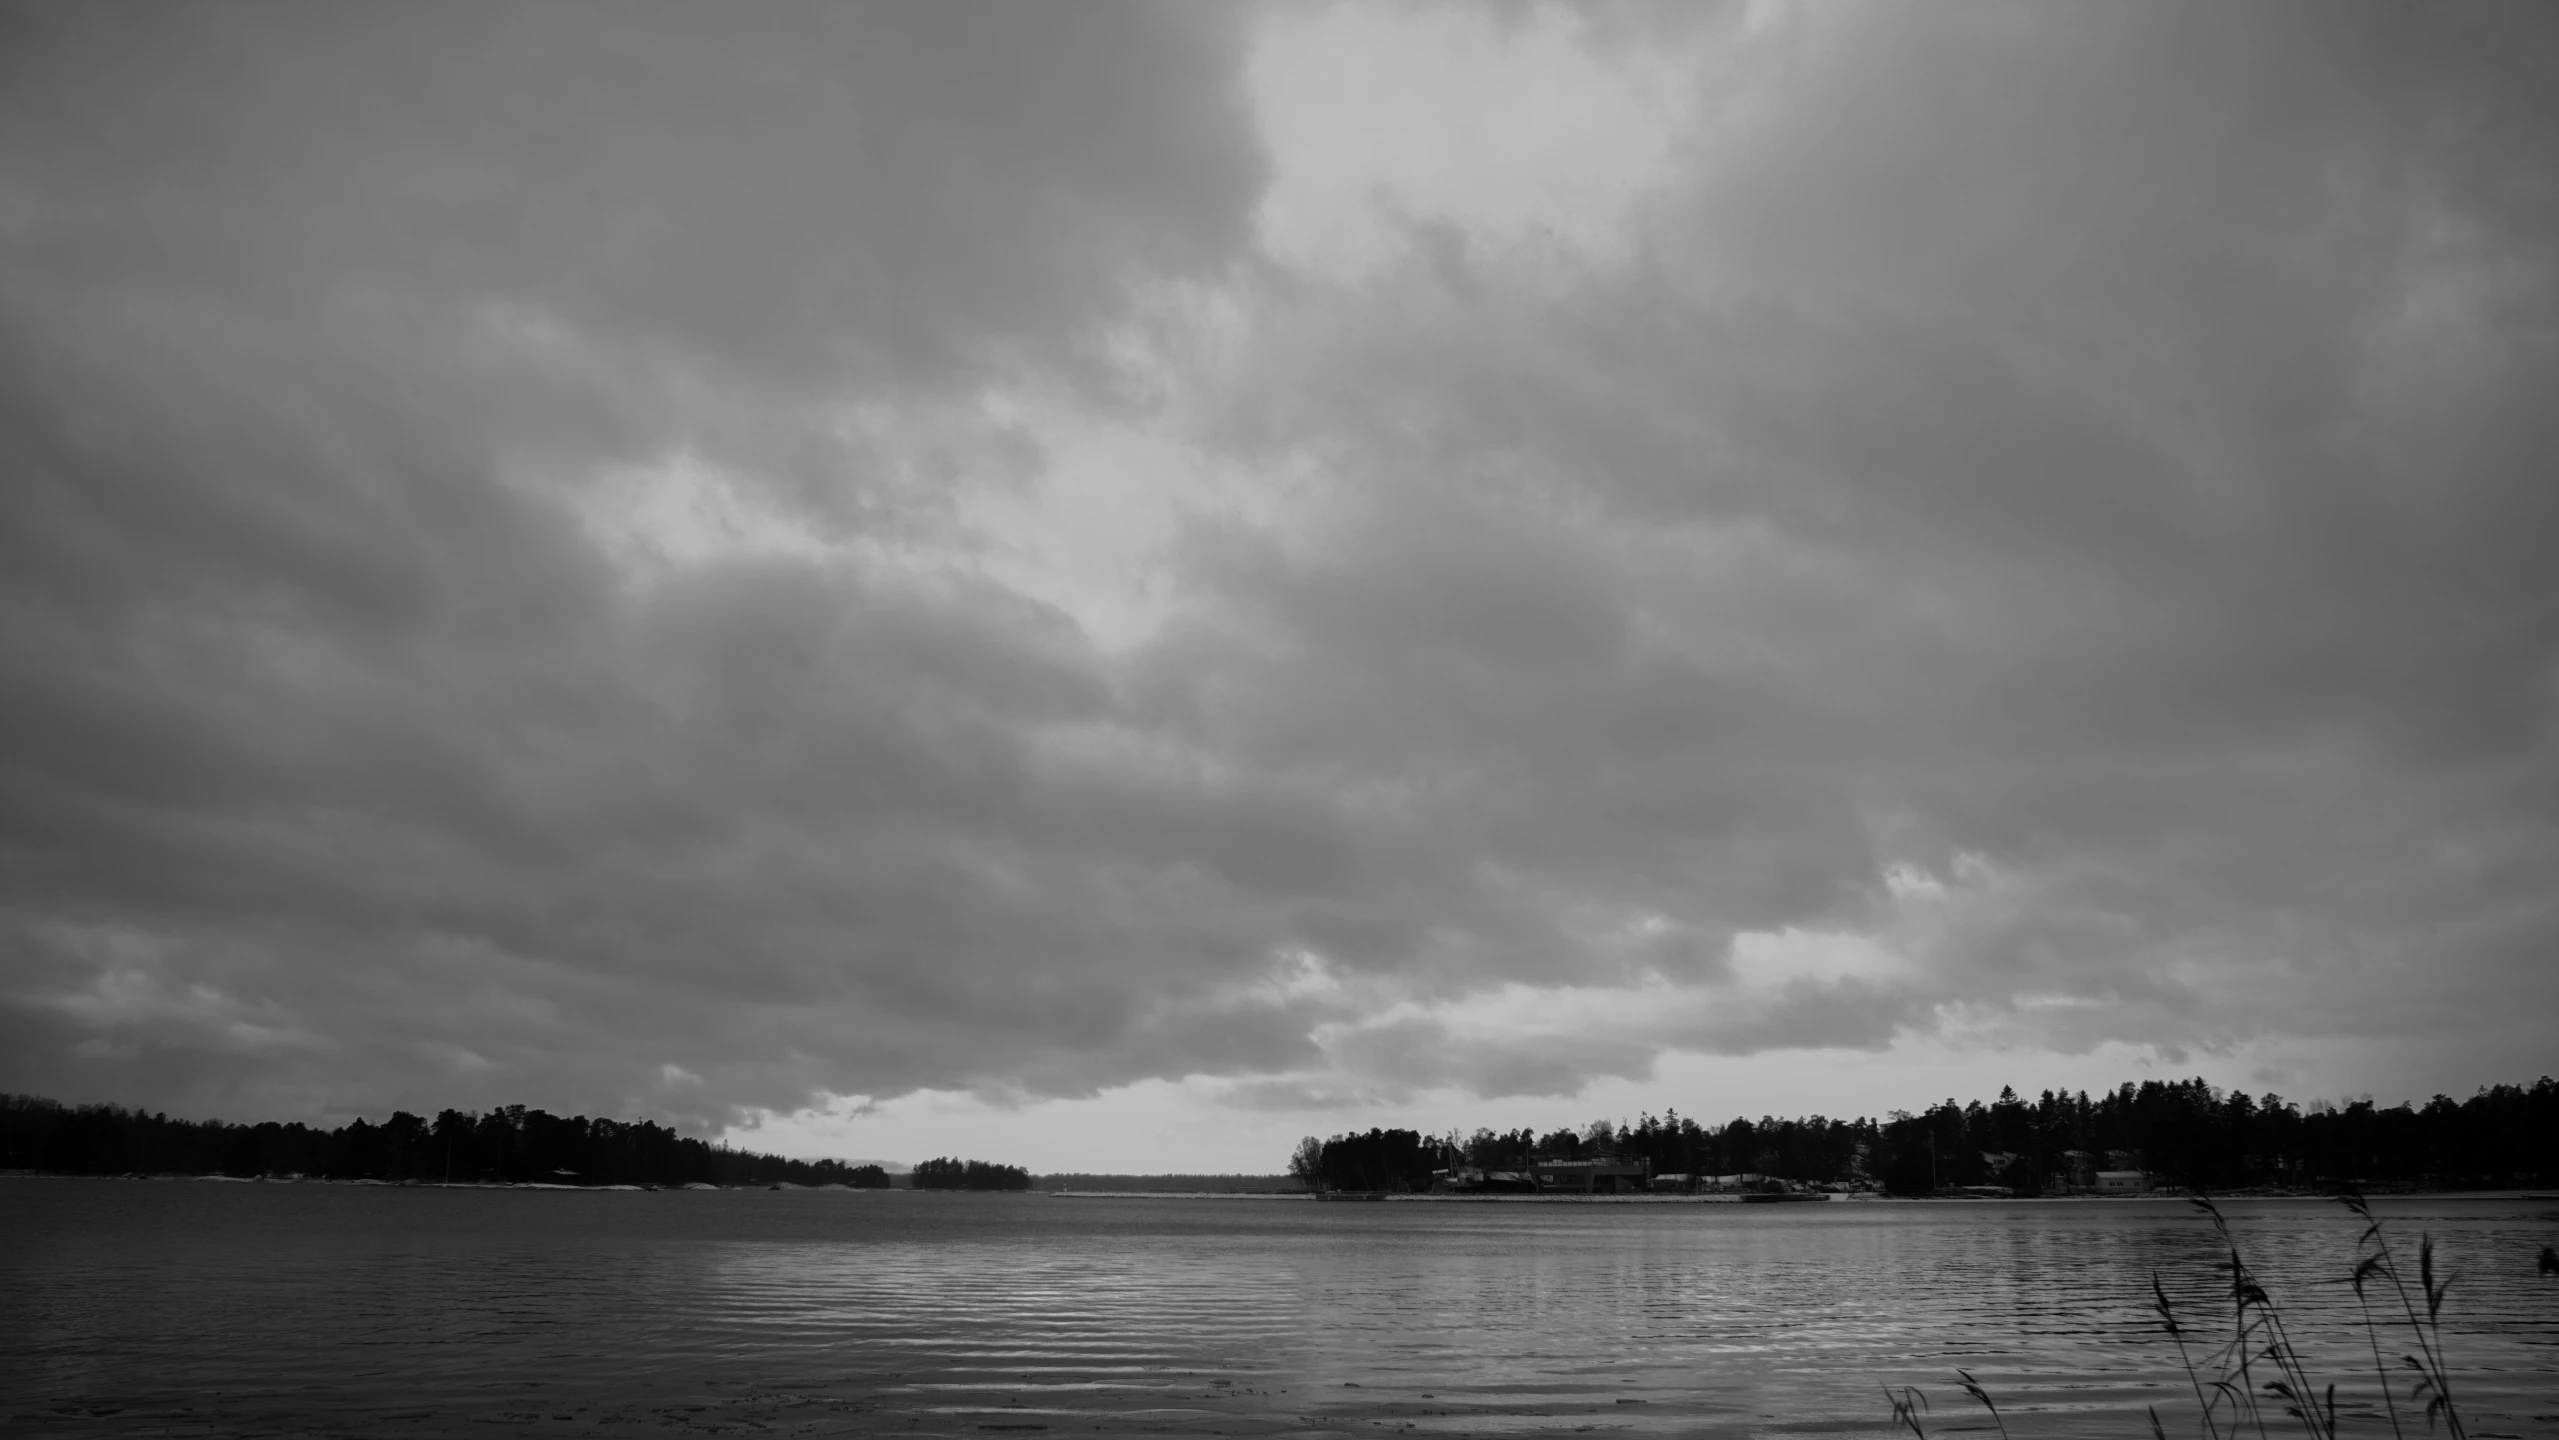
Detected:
[2,1184,2553,1437]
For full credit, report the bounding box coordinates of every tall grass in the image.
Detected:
[1884,1194,2482,1438]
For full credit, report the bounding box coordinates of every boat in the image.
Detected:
[1737,1191,1828,1203]
[1314,1191,1388,1202]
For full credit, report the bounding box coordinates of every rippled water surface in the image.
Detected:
[4,1182,2554,1438]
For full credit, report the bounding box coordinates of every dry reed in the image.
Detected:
[1884,1193,2486,1438]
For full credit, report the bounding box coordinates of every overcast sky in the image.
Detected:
[3,1,2552,1173]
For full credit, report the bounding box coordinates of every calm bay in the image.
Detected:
[4,1181,2553,1438]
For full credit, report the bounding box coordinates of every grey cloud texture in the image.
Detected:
[2,1,2552,1132]
[1182,1,2559,1073]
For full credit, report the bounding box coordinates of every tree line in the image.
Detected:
[1292,1076,2557,1194]
[1037,1173,1295,1193]
[0,1093,900,1188]
[910,1156,1032,1190]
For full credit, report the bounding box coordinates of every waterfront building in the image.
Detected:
[1529,1156,1652,1194]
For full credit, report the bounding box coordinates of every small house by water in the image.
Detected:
[1530,1157,1652,1194]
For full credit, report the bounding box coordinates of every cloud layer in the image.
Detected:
[3,1,2552,1139]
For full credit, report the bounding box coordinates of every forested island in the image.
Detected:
[910,1156,1033,1190]
[1297,1075,2558,1195]
[0,1093,1022,1190]
[1041,1173,1297,1193]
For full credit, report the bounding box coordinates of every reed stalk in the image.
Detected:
[1890,1193,2477,1437]
[2340,1194,2466,1440]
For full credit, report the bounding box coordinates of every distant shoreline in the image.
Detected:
[8,1171,2547,1203]
[0,1170,860,1190]
[1045,1188,2555,1203]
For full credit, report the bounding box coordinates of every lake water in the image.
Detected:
[3,1181,2554,1438]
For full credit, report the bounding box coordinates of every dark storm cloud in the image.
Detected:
[0,2,1256,391]
[0,0,1293,1121]
[1168,1,2559,1083]
[2,1,2552,1129]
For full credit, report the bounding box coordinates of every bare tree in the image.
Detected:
[1288,1136,1325,1194]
